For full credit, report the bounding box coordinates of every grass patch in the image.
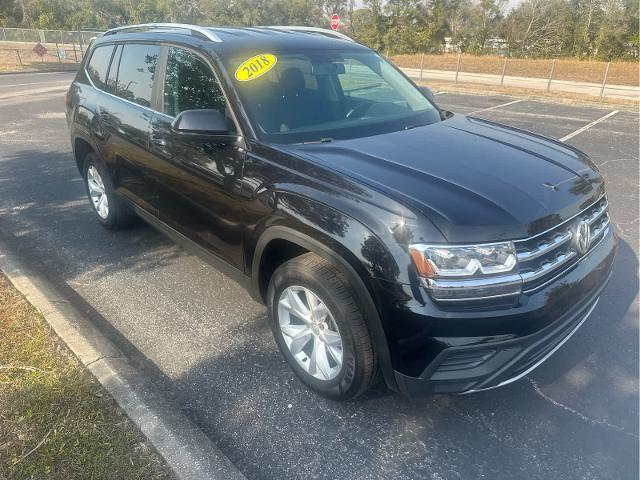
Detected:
[0,273,174,480]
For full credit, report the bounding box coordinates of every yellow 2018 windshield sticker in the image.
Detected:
[235,54,277,81]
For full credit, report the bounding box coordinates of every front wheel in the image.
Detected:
[267,253,378,400]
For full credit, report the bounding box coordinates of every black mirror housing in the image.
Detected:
[418,86,435,102]
[171,109,229,135]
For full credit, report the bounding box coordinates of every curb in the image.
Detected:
[0,239,247,480]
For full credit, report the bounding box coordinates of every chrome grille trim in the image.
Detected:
[515,194,609,289]
[586,200,608,225]
[516,230,573,262]
[520,251,577,283]
[523,225,611,293]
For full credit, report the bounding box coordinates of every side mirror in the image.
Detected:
[418,86,435,102]
[171,109,229,136]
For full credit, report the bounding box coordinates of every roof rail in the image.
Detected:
[257,26,354,42]
[102,23,222,43]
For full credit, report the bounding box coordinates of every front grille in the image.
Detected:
[515,195,610,292]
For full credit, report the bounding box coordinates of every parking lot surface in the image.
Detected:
[0,72,638,479]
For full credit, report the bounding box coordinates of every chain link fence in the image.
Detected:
[1,27,102,46]
[0,28,103,72]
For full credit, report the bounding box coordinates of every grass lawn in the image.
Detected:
[0,273,174,480]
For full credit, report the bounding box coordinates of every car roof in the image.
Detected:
[97,24,369,56]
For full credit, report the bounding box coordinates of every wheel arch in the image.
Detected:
[251,226,398,391]
[73,136,97,177]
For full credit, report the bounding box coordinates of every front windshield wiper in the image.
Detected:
[301,137,334,144]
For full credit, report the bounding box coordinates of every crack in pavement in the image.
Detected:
[527,377,638,439]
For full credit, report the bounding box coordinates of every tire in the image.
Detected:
[83,153,134,230]
[268,252,378,400]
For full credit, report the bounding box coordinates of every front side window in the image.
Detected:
[224,49,440,144]
[86,45,114,90]
[113,43,160,108]
[163,47,226,117]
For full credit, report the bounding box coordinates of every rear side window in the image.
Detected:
[163,47,226,117]
[113,44,160,108]
[86,45,114,90]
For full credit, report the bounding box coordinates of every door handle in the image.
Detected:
[151,137,167,147]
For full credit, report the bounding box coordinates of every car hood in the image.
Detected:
[283,115,605,242]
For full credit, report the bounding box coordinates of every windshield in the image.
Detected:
[224,49,441,144]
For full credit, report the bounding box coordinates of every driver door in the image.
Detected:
[149,45,245,270]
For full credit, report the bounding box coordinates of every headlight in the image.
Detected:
[409,242,521,301]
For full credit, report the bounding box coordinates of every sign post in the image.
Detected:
[330,13,340,31]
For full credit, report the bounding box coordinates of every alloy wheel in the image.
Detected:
[87,165,109,219]
[277,286,344,381]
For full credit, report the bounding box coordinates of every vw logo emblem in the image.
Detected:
[574,221,591,255]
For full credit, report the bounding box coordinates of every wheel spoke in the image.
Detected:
[305,288,319,311]
[313,340,332,379]
[285,289,311,320]
[280,323,309,338]
[288,328,313,355]
[322,330,342,347]
[311,302,330,323]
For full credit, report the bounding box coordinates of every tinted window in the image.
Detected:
[86,45,114,90]
[105,44,122,93]
[163,47,226,117]
[114,44,160,108]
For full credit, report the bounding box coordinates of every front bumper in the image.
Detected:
[383,224,616,396]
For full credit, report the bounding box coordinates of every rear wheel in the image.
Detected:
[268,253,377,400]
[83,153,134,229]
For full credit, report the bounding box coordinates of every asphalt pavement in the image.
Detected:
[0,72,638,480]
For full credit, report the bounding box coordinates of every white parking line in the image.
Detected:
[559,110,619,142]
[2,80,70,88]
[468,99,523,115]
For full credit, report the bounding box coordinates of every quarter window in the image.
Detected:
[86,45,114,90]
[113,44,160,108]
[163,47,226,117]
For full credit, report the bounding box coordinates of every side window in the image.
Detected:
[105,45,122,94]
[86,45,114,90]
[163,47,226,117]
[114,44,160,108]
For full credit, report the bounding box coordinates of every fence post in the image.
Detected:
[77,28,84,58]
[546,58,556,92]
[455,50,462,84]
[55,42,61,62]
[500,57,508,86]
[21,29,26,41]
[59,30,63,44]
[16,50,22,67]
[600,61,611,98]
[419,52,425,81]
[2,28,6,41]
[386,49,389,58]
[72,42,78,62]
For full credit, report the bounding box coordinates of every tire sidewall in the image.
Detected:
[268,262,361,399]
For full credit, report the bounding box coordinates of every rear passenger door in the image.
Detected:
[99,43,162,214]
[149,46,246,270]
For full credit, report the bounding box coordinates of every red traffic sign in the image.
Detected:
[33,42,47,57]
[330,13,340,31]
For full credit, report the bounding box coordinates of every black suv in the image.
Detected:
[66,23,616,399]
